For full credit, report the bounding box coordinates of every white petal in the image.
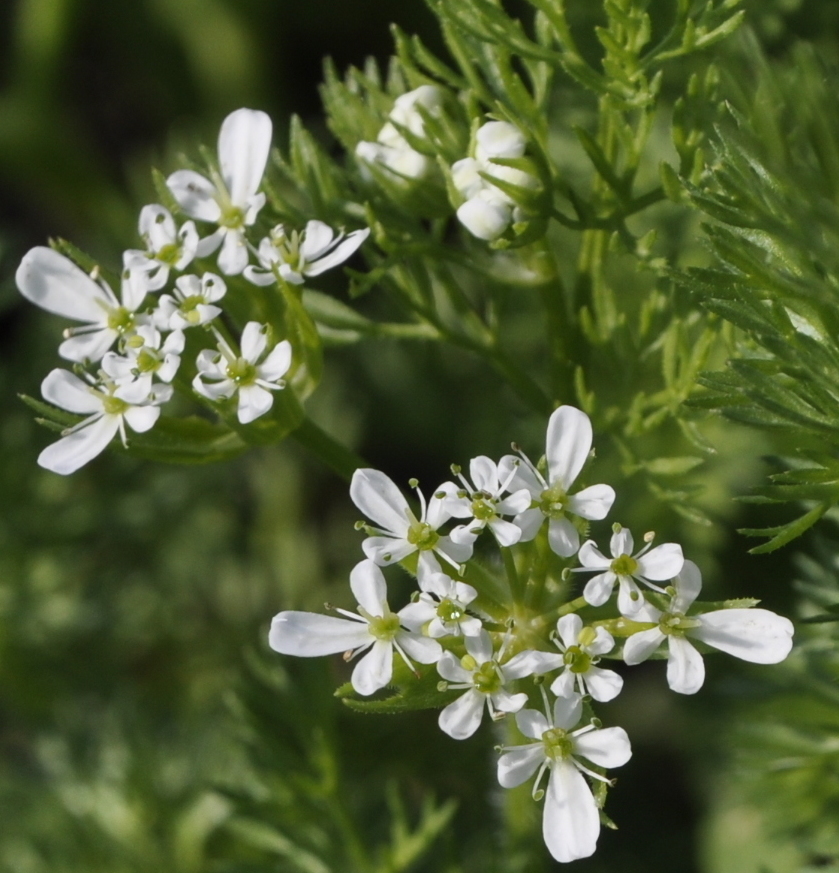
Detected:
[453,581,478,604]
[58,328,117,363]
[503,650,564,680]
[550,670,576,698]
[610,526,634,558]
[666,636,705,694]
[201,272,227,303]
[218,108,272,206]
[497,745,546,788]
[578,540,611,570]
[17,247,115,322]
[166,170,221,222]
[513,508,544,542]
[587,627,615,656]
[498,454,543,497]
[299,220,335,261]
[497,488,532,516]
[424,482,458,529]
[123,405,161,434]
[268,611,371,656]
[583,572,616,607]
[464,629,493,664]
[459,616,483,636]
[397,631,442,664]
[41,369,102,414]
[352,641,393,696]
[573,727,631,768]
[548,517,579,557]
[397,600,435,632]
[438,689,485,740]
[582,666,624,703]
[637,543,684,581]
[351,469,410,535]
[617,577,646,616]
[139,204,176,247]
[37,415,118,475]
[557,614,583,650]
[237,384,274,424]
[489,517,522,547]
[305,229,370,277]
[451,157,483,199]
[360,536,415,566]
[349,560,387,616]
[543,761,600,863]
[515,708,549,740]
[240,321,268,363]
[546,406,592,491]
[552,693,583,730]
[436,651,471,684]
[672,559,703,613]
[457,194,511,241]
[476,121,526,160]
[567,484,615,521]
[691,609,794,664]
[258,340,292,382]
[196,227,225,256]
[491,689,528,713]
[217,229,249,275]
[435,536,473,565]
[469,455,499,493]
[622,628,665,665]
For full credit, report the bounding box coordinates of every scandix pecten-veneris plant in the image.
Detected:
[18,0,839,866]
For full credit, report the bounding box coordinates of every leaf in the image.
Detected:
[336,658,457,715]
[739,503,828,554]
[122,416,248,465]
[643,456,704,476]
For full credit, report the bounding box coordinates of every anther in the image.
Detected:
[450,463,462,475]
[643,530,655,543]
[408,477,419,489]
[510,442,520,451]
[561,568,571,581]
[612,522,622,534]
[437,681,449,692]
[342,650,353,662]
[354,520,365,531]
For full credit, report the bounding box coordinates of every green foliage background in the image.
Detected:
[1,0,839,871]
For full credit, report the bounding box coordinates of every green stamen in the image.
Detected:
[473,661,502,695]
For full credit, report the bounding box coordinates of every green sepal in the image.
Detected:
[48,238,121,289]
[738,504,829,554]
[20,393,80,428]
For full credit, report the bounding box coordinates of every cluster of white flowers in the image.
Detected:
[17,108,369,475]
[269,404,794,864]
[356,85,538,241]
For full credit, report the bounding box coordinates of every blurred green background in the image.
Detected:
[0,1,837,871]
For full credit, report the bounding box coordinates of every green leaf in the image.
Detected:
[739,504,829,554]
[643,456,704,476]
[122,416,248,464]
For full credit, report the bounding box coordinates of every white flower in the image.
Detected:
[166,108,272,275]
[452,121,539,241]
[498,406,616,557]
[244,220,369,286]
[103,324,184,384]
[436,629,562,740]
[192,322,292,424]
[549,614,623,702]
[268,559,442,696]
[497,694,631,864]
[398,569,482,638]
[441,456,532,547]
[16,247,149,363]
[123,204,199,291]
[350,468,472,575]
[622,560,795,694]
[37,368,172,475]
[355,85,443,181]
[155,273,226,331]
[576,525,684,616]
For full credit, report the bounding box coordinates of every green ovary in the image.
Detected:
[136,349,161,373]
[226,358,257,385]
[611,554,638,576]
[107,307,135,332]
[367,612,401,642]
[471,497,496,521]
[156,243,180,265]
[539,485,567,519]
[406,522,439,551]
[563,645,592,674]
[219,205,245,229]
[101,396,129,416]
[473,661,502,695]
[542,728,573,761]
[659,612,701,636]
[437,598,464,623]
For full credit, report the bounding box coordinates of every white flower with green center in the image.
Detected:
[37,368,172,475]
[435,630,563,740]
[550,614,623,702]
[497,694,631,864]
[622,560,795,694]
[441,455,533,547]
[123,204,199,291]
[350,468,472,576]
[398,569,482,638]
[16,247,149,363]
[452,121,539,241]
[103,325,184,384]
[166,108,271,275]
[498,406,616,557]
[192,322,292,424]
[576,525,684,616]
[244,220,370,287]
[155,273,226,331]
[268,559,442,696]
[355,85,443,181]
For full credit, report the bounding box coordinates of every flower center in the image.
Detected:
[436,598,464,624]
[406,522,439,551]
[107,307,135,333]
[542,728,574,761]
[156,243,180,265]
[101,395,129,416]
[563,645,592,674]
[471,496,496,521]
[538,485,567,519]
[219,205,245,229]
[136,348,161,373]
[659,611,701,636]
[367,611,401,642]
[473,660,502,695]
[611,554,638,576]
[226,358,257,385]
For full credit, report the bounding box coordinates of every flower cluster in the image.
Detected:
[17,108,369,474]
[269,405,794,864]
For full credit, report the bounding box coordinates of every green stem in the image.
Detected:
[291,417,368,482]
[556,595,589,617]
[502,546,524,606]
